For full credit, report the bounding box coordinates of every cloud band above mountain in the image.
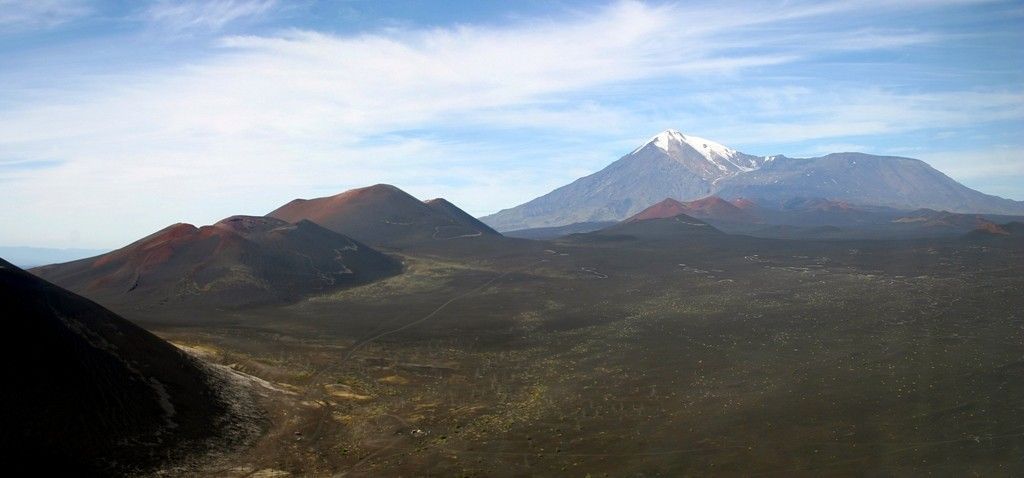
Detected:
[0,0,1021,247]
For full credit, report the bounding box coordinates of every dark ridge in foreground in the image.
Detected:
[0,258,227,476]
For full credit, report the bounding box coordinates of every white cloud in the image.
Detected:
[689,88,1024,147]
[921,148,1024,179]
[0,0,91,31]
[143,0,277,31]
[0,0,1019,247]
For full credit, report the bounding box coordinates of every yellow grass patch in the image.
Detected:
[377,375,409,385]
[324,383,372,401]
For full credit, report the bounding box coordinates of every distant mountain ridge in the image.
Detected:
[481,130,1024,231]
[0,246,110,268]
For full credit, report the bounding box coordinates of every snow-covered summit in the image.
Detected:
[649,129,737,160]
[635,129,761,175]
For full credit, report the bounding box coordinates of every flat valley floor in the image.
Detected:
[128,235,1024,476]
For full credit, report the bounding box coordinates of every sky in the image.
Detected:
[1,0,1022,248]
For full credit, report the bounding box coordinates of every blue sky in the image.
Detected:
[1,0,1022,248]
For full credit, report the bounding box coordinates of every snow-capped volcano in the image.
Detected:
[638,129,737,163]
[479,129,1024,231]
[633,129,766,181]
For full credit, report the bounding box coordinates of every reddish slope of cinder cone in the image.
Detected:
[268,184,498,245]
[731,197,759,210]
[625,198,689,223]
[599,200,724,239]
[425,198,500,236]
[625,196,758,224]
[892,208,1002,230]
[33,216,401,308]
[679,196,758,222]
[599,210,723,239]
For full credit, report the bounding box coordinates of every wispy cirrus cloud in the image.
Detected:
[686,88,1024,147]
[142,0,277,32]
[0,0,1020,247]
[0,1,952,145]
[0,0,91,32]
[922,148,1024,179]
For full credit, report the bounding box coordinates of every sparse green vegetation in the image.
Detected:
[142,234,1024,476]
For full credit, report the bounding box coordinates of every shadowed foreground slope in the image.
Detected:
[0,258,229,476]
